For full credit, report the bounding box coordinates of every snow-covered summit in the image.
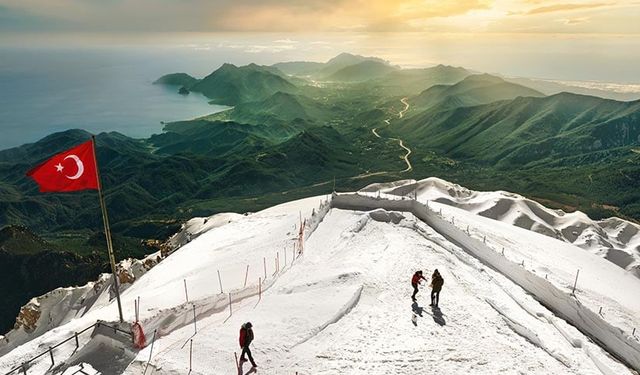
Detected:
[1,181,639,374]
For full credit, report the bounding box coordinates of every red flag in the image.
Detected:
[26,139,99,192]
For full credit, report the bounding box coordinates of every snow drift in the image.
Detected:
[364,177,640,277]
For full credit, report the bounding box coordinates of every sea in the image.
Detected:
[0,47,233,150]
[2,34,639,151]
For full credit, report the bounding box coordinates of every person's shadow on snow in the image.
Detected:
[431,306,446,326]
[238,362,257,375]
[412,301,424,317]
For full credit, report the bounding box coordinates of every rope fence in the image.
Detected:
[136,196,332,373]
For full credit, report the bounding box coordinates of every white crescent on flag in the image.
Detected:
[63,154,85,180]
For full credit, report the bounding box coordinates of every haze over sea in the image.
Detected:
[2,32,639,150]
[0,47,230,150]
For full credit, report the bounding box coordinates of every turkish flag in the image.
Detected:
[26,139,99,192]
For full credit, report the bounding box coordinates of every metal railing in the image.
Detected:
[3,321,131,375]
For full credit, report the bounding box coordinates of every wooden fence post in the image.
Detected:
[244,265,250,288]
[572,269,580,295]
[189,339,193,371]
[184,279,189,303]
[218,270,224,294]
[292,243,296,265]
[193,304,197,333]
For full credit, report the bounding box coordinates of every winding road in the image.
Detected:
[398,97,410,118]
[281,98,413,195]
[371,97,413,172]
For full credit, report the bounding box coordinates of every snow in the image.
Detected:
[332,191,640,371]
[1,181,639,374]
[0,250,162,357]
[373,177,640,276]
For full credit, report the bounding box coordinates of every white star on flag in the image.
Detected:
[55,163,64,172]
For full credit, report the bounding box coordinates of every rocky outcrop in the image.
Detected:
[0,251,162,355]
[13,304,40,333]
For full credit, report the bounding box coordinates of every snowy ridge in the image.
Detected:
[332,192,640,371]
[167,213,244,252]
[485,298,572,368]
[1,187,639,374]
[137,197,333,343]
[368,177,640,276]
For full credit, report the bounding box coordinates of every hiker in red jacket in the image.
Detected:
[239,322,257,368]
[411,270,427,301]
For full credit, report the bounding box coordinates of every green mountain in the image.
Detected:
[190,63,297,105]
[0,225,55,255]
[153,73,198,87]
[410,74,544,112]
[207,91,340,130]
[326,60,398,82]
[155,64,297,105]
[0,224,107,333]
[271,61,325,76]
[149,120,277,157]
[273,53,390,79]
[319,53,388,77]
[397,92,640,167]
[368,64,472,96]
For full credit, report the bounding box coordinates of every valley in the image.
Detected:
[1,52,640,338]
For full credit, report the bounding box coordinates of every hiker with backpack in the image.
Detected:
[430,269,444,307]
[239,322,257,368]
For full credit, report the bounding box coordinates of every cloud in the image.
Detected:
[0,0,493,33]
[0,0,638,35]
[526,2,611,15]
[560,16,591,25]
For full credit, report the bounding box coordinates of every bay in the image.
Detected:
[0,47,228,150]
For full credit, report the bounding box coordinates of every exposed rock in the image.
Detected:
[13,304,40,333]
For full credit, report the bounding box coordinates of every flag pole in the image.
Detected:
[91,135,124,323]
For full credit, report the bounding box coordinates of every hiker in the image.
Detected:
[430,269,444,307]
[239,322,257,368]
[411,270,427,301]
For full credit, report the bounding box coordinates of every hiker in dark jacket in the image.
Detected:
[430,269,444,307]
[239,322,257,368]
[411,270,427,301]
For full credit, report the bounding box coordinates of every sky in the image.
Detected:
[0,0,639,82]
[1,0,638,34]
